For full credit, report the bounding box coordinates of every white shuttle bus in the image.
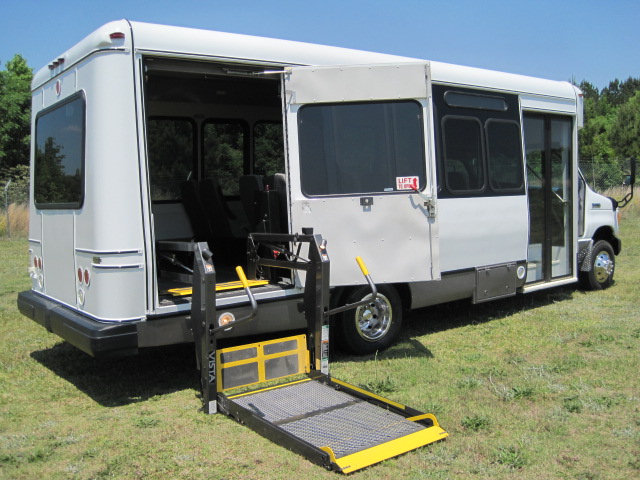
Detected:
[18,20,630,357]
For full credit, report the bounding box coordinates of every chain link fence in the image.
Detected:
[579,158,634,193]
[2,166,30,237]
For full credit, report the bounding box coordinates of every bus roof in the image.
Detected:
[33,19,578,101]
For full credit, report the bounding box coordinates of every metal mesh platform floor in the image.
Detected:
[231,380,425,458]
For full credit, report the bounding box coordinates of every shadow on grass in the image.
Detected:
[335,284,577,364]
[333,338,435,364]
[402,284,577,339]
[30,285,579,405]
[31,341,199,407]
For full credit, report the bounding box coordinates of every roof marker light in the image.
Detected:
[110,32,125,40]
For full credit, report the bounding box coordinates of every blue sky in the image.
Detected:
[1,0,638,90]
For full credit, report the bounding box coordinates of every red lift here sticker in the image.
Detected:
[396,176,419,190]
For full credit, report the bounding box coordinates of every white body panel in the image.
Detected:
[30,29,147,322]
[437,196,529,272]
[41,213,76,305]
[582,187,618,241]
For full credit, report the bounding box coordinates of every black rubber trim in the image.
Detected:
[17,290,139,358]
[611,236,622,255]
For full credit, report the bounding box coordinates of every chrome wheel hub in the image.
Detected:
[593,251,613,283]
[355,293,392,342]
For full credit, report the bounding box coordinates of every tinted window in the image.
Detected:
[148,118,195,201]
[298,101,425,196]
[254,122,284,176]
[34,94,85,208]
[442,116,485,192]
[486,120,524,191]
[203,121,247,196]
[444,91,508,111]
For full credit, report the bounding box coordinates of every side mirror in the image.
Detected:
[617,157,636,209]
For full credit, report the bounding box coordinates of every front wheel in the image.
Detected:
[580,240,615,290]
[337,285,402,355]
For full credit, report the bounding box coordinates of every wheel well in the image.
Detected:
[392,283,412,313]
[592,226,621,255]
[330,283,412,312]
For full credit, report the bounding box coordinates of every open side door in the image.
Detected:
[283,63,439,285]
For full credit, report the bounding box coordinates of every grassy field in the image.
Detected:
[1,200,638,479]
[0,204,29,238]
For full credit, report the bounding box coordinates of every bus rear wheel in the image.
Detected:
[337,285,402,355]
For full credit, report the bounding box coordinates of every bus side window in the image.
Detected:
[34,93,86,209]
[147,117,195,202]
[297,101,426,196]
[442,116,485,193]
[486,119,524,192]
[202,121,248,196]
[253,122,284,176]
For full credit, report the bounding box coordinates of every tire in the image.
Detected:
[580,240,615,290]
[337,285,402,354]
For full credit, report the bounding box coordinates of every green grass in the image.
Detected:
[1,203,639,479]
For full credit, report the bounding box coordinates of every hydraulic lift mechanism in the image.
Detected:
[191,230,448,473]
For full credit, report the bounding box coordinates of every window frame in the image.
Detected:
[34,91,87,210]
[433,84,525,199]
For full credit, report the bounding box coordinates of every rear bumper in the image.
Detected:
[17,290,139,358]
[18,289,305,358]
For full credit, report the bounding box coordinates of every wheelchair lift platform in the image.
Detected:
[191,232,447,473]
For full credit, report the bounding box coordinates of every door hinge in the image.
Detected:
[424,197,436,217]
[412,188,436,217]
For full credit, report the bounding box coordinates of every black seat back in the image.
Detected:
[199,177,236,239]
[181,180,213,241]
[239,175,264,230]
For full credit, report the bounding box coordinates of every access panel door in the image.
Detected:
[283,64,439,285]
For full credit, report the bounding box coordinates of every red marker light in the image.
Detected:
[110,32,125,39]
[84,269,91,287]
[77,268,83,283]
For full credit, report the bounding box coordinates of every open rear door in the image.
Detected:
[283,63,439,285]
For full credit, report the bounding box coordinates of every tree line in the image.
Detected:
[578,77,640,161]
[0,53,638,204]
